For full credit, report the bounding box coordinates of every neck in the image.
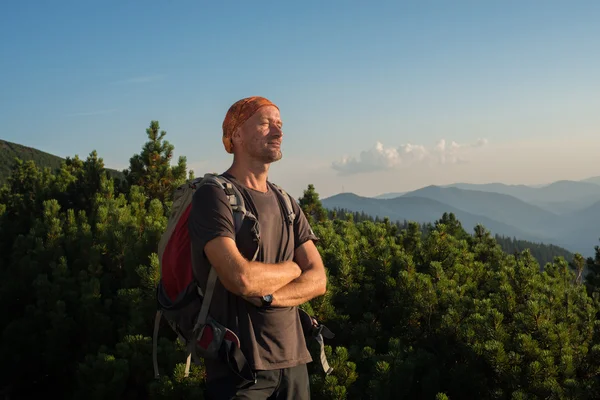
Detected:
[225,157,270,192]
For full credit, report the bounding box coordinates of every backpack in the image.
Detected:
[152,172,334,383]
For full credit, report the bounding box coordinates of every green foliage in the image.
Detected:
[1,122,600,399]
[329,207,577,270]
[585,246,600,294]
[309,215,600,399]
[123,120,187,209]
[0,139,64,186]
[0,138,124,185]
[495,235,576,268]
[299,183,328,225]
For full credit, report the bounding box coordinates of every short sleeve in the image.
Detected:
[188,182,236,255]
[290,196,319,249]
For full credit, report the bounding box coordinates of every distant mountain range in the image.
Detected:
[2,138,598,259]
[442,181,600,215]
[324,177,600,258]
[582,176,600,185]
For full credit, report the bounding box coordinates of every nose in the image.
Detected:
[271,124,283,137]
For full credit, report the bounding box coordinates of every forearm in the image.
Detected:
[239,260,301,297]
[271,266,327,307]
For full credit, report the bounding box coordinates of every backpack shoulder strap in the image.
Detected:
[200,173,257,235]
[270,182,296,225]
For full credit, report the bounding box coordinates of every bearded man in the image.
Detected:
[188,96,328,399]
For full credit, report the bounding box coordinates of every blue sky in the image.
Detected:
[1,1,599,198]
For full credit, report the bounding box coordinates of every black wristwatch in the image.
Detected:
[261,294,273,307]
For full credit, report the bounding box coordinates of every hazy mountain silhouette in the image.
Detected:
[401,185,556,236]
[374,191,407,199]
[376,179,600,215]
[442,180,600,214]
[548,200,600,256]
[321,192,554,244]
[323,187,600,257]
[582,176,600,185]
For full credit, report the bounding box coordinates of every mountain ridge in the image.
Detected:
[402,185,558,236]
[323,187,600,257]
[322,192,555,244]
[0,138,124,184]
[376,178,600,215]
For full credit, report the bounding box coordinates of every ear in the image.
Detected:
[232,126,243,146]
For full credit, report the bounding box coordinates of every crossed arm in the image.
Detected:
[204,237,327,307]
[270,240,327,307]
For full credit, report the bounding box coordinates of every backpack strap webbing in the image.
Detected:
[202,173,260,260]
[195,267,218,329]
[153,307,193,379]
[314,323,335,375]
[270,182,295,225]
[299,308,335,375]
[152,310,162,378]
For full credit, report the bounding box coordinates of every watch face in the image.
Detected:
[263,294,273,303]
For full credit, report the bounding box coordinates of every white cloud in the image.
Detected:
[331,138,488,175]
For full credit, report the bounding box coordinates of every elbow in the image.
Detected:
[316,274,328,297]
[237,274,252,297]
[214,258,258,297]
[215,270,255,297]
[308,262,327,298]
[318,282,327,297]
[236,271,260,297]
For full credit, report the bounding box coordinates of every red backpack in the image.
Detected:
[151,173,334,383]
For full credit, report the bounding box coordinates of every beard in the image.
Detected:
[241,137,282,164]
[258,147,282,163]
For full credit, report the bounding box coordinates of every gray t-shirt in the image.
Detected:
[188,172,318,381]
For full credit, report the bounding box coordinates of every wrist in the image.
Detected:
[261,294,273,308]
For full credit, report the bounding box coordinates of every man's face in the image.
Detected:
[234,105,283,163]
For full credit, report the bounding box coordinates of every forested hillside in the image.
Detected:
[327,207,575,267]
[2,122,600,399]
[0,138,125,185]
[0,139,65,184]
[493,235,575,267]
[321,188,600,258]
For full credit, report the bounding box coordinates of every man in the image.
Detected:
[188,96,328,399]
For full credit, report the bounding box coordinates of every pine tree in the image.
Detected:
[123,120,187,208]
[434,211,469,241]
[585,243,600,294]
[572,253,586,285]
[298,184,328,224]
